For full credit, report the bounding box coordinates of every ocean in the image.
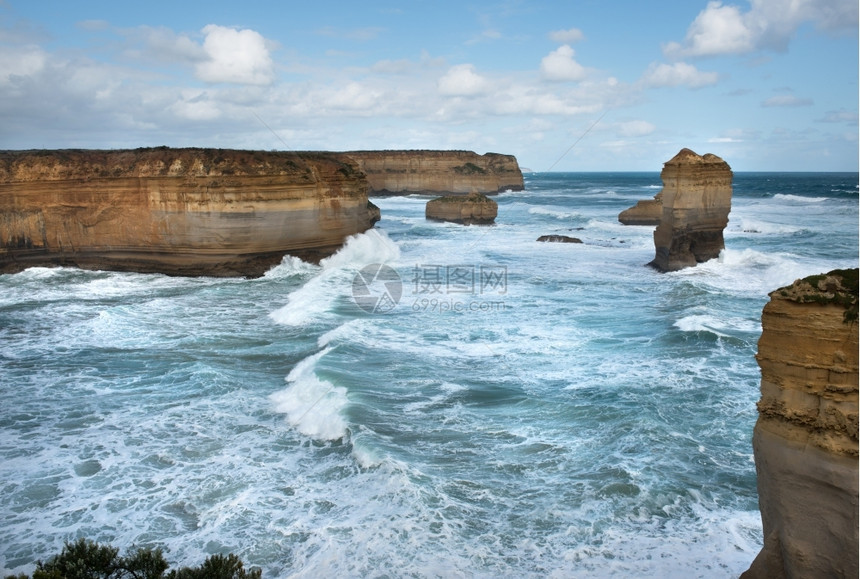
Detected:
[1,172,857,578]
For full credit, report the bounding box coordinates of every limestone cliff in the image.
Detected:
[742,269,858,579]
[425,192,498,225]
[346,150,524,195]
[618,193,662,226]
[0,148,379,277]
[647,148,732,272]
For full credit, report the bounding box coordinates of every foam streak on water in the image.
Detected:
[0,172,856,577]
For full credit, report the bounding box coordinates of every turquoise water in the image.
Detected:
[1,172,857,577]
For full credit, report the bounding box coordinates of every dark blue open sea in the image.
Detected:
[1,172,857,577]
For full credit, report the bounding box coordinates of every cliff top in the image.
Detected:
[664,148,729,167]
[773,268,859,322]
[0,147,363,182]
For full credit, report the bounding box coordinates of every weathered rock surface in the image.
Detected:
[742,269,858,579]
[425,192,498,225]
[647,148,732,271]
[347,150,524,195]
[618,193,662,225]
[536,235,582,243]
[0,148,379,277]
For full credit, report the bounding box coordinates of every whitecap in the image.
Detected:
[772,193,828,203]
[270,347,349,441]
[269,229,401,326]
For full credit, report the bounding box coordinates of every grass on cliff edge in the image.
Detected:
[4,538,261,579]
[777,268,858,323]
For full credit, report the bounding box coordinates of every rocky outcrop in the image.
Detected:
[425,192,497,225]
[536,235,582,243]
[618,193,662,225]
[647,149,732,272]
[742,269,858,579]
[346,150,524,195]
[0,148,379,277]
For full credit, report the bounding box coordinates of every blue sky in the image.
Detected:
[1,0,857,171]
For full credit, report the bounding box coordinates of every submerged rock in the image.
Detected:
[536,235,582,243]
[647,148,732,272]
[742,269,858,579]
[425,191,498,225]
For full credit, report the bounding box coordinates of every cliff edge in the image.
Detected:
[0,148,379,277]
[648,148,732,272]
[742,269,858,579]
[346,150,524,196]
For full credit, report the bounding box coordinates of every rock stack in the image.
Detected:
[646,148,732,272]
[742,269,858,579]
[425,191,498,225]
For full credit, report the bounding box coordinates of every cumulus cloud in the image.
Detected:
[549,27,584,44]
[195,25,274,85]
[0,46,47,82]
[640,62,719,88]
[664,0,859,58]
[540,45,586,82]
[762,94,813,107]
[437,64,490,96]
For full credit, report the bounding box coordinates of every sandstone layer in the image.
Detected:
[425,192,498,225]
[647,148,732,272]
[618,193,662,226]
[742,269,858,579]
[0,148,379,277]
[346,150,524,196]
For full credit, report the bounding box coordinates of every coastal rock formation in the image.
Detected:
[742,269,858,579]
[618,193,662,226]
[647,149,732,272]
[0,148,379,277]
[536,235,582,243]
[346,150,524,195]
[425,192,497,225]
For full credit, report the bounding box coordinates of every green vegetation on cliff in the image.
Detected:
[776,268,858,322]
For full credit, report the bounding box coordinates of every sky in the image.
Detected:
[0,0,857,171]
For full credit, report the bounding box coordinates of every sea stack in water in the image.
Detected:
[648,149,732,272]
[0,148,380,277]
[425,192,497,225]
[742,269,858,579]
[618,193,662,226]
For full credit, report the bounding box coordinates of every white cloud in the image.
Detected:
[549,28,584,44]
[617,120,656,137]
[540,45,586,82]
[762,94,813,107]
[665,0,859,58]
[0,46,47,82]
[640,62,719,88]
[818,109,859,123]
[195,25,274,85]
[437,64,490,97]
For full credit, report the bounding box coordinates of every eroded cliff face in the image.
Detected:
[648,148,732,272]
[425,192,498,225]
[0,148,379,276]
[742,269,858,579]
[346,150,524,195]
